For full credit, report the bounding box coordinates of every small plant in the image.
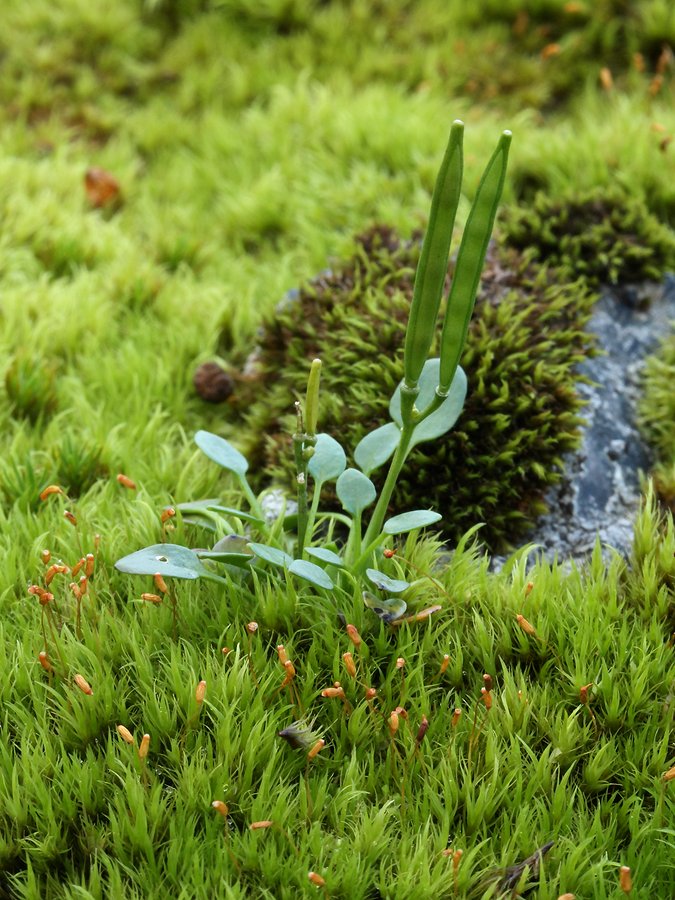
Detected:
[116,122,511,611]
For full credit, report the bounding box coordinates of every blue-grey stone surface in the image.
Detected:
[515,275,675,564]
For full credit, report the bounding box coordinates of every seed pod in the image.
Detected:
[383,548,395,559]
[580,683,593,705]
[246,621,258,634]
[69,582,82,601]
[249,820,273,830]
[365,687,377,701]
[307,739,325,760]
[161,506,176,523]
[85,554,95,577]
[212,800,229,817]
[283,660,296,679]
[138,733,150,760]
[516,614,536,636]
[195,680,207,704]
[116,473,136,489]
[663,765,675,781]
[41,549,51,565]
[277,645,289,666]
[438,654,450,675]
[483,673,493,692]
[619,866,632,893]
[346,624,362,647]
[404,120,464,391]
[304,358,322,437]
[308,871,326,887]
[481,687,492,710]
[394,706,408,720]
[141,593,162,603]
[117,725,134,745]
[388,710,399,735]
[525,581,534,596]
[64,510,77,526]
[415,715,429,744]
[38,651,54,673]
[438,130,512,394]
[71,558,85,577]
[78,576,88,595]
[451,708,462,727]
[154,573,169,594]
[396,657,405,670]
[40,485,63,501]
[321,686,345,699]
[557,894,576,900]
[74,674,93,695]
[342,652,357,678]
[45,564,69,585]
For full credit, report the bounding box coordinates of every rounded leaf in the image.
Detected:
[390,359,467,446]
[195,430,248,476]
[115,544,210,579]
[383,509,442,535]
[307,433,346,485]
[288,559,334,589]
[363,591,408,623]
[354,423,400,475]
[336,468,377,515]
[366,568,410,594]
[246,542,292,568]
[306,547,345,567]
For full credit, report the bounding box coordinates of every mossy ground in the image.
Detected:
[0,1,674,897]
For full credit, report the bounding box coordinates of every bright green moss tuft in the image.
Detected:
[501,188,675,285]
[639,331,675,513]
[222,225,597,551]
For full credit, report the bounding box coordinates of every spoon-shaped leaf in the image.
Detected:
[336,468,377,515]
[383,509,442,535]
[366,568,410,594]
[306,547,345,567]
[363,590,408,623]
[288,559,334,589]
[115,543,221,581]
[246,542,292,568]
[195,430,248,476]
[307,433,347,485]
[354,422,400,476]
[390,358,467,446]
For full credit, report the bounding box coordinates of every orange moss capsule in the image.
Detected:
[516,614,536,636]
[138,733,150,760]
[212,800,229,817]
[154,573,169,594]
[141,593,162,603]
[64,510,77,527]
[346,624,362,647]
[438,654,450,675]
[41,549,51,565]
[116,473,136,490]
[580,683,593,705]
[277,645,289,666]
[249,820,273,830]
[307,739,325,760]
[45,564,69,585]
[395,657,405,670]
[525,581,534,596]
[663,765,675,782]
[40,485,64,501]
[308,871,326,887]
[633,52,646,72]
[342,652,356,678]
[321,686,345,699]
[85,554,95,577]
[283,660,296,679]
[599,67,613,90]
[38,651,54,673]
[195,680,207,704]
[383,548,395,559]
[415,715,429,744]
[541,42,561,59]
[79,576,88,595]
[619,865,632,893]
[69,582,82,601]
[483,673,493,692]
[74,674,93,695]
[365,687,377,701]
[71,558,85,577]
[161,506,176,523]
[116,725,134,745]
[394,706,408,720]
[246,621,258,634]
[481,687,492,711]
[451,708,462,727]
[557,894,576,900]
[388,710,399,736]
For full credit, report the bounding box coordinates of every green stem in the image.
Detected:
[305,479,323,547]
[238,474,265,523]
[294,434,309,556]
[363,422,416,549]
[351,532,388,573]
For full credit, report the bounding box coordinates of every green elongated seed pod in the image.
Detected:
[438,130,511,395]
[304,358,322,436]
[403,120,464,390]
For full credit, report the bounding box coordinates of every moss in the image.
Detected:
[221,225,598,551]
[500,188,675,285]
[639,330,675,512]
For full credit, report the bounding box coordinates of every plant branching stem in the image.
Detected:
[363,420,416,549]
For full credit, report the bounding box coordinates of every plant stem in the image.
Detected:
[238,475,265,523]
[294,432,309,556]
[363,422,415,549]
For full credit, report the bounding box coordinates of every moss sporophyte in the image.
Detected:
[115,122,511,618]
